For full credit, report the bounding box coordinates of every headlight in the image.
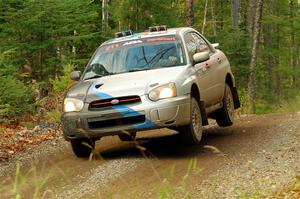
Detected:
[148,83,177,101]
[64,98,84,112]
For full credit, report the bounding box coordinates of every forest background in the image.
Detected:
[0,0,299,125]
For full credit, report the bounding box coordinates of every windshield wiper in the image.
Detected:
[141,46,175,68]
[84,74,104,80]
[128,68,148,72]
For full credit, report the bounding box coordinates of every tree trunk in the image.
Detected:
[101,0,109,33]
[264,0,274,95]
[38,49,43,80]
[186,0,194,27]
[231,0,240,31]
[274,0,281,95]
[289,0,296,87]
[247,0,264,113]
[202,0,208,34]
[240,0,248,31]
[247,0,256,35]
[211,0,217,37]
[135,0,139,30]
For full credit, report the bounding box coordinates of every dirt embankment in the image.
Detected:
[0,113,299,198]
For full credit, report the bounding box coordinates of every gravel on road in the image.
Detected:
[0,113,299,199]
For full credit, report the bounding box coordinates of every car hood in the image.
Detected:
[82,66,186,102]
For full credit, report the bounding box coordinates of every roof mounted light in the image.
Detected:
[115,30,133,38]
[149,25,167,32]
[115,32,123,38]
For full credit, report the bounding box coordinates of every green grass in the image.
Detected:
[157,158,203,199]
[0,162,56,199]
[45,110,61,124]
[275,176,300,198]
[24,121,35,130]
[238,90,300,115]
[256,96,300,115]
[253,96,300,115]
[0,127,6,133]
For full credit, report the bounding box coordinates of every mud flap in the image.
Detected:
[232,87,241,109]
[200,101,209,126]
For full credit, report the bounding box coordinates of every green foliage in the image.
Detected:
[0,54,35,122]
[255,94,300,115]
[37,63,76,114]
[45,110,61,124]
[24,121,35,130]
[12,163,22,199]
[50,64,75,94]
[110,0,184,32]
[1,163,52,199]
[159,179,173,199]
[0,0,104,80]
[0,76,35,121]
[276,176,300,198]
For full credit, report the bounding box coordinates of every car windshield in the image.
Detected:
[83,36,185,80]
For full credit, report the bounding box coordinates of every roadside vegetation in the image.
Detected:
[276,176,300,199]
[0,52,35,124]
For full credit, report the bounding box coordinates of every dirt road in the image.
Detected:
[1,113,299,198]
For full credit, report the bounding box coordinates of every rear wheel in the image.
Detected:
[70,138,95,158]
[177,97,203,144]
[215,84,235,127]
[118,132,137,141]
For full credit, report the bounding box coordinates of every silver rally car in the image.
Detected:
[62,26,240,157]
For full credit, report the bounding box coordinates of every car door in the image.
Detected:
[184,32,221,107]
[193,33,226,105]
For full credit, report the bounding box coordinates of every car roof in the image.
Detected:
[101,27,194,46]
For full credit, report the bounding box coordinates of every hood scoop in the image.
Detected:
[95,83,103,89]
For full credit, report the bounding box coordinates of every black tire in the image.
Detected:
[118,132,137,141]
[70,138,95,158]
[176,97,203,145]
[215,84,235,127]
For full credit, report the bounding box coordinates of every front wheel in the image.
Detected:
[215,84,235,127]
[177,97,203,145]
[70,138,95,158]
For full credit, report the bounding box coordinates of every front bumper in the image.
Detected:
[62,95,190,140]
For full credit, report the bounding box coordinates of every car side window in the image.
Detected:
[191,33,210,53]
[184,32,211,59]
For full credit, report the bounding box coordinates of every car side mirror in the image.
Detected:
[70,71,81,81]
[193,52,210,64]
[212,43,219,49]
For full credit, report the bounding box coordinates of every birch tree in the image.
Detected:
[102,0,109,33]
[247,0,264,113]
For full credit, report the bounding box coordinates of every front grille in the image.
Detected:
[89,95,141,110]
[88,115,145,129]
